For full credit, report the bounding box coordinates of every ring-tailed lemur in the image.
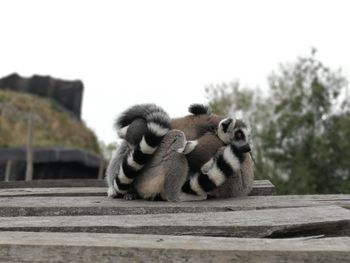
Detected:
[181,136,251,199]
[106,104,171,197]
[172,104,252,200]
[106,104,253,201]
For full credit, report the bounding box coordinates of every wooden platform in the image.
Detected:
[0,179,275,195]
[0,179,349,262]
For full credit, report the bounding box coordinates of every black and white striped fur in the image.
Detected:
[181,116,251,198]
[107,103,252,201]
[107,104,171,196]
[181,142,250,198]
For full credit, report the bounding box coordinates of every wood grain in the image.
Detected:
[1,194,349,217]
[0,179,106,188]
[0,180,275,197]
[1,232,350,262]
[0,180,276,196]
[0,206,349,238]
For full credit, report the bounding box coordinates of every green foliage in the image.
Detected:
[206,52,350,194]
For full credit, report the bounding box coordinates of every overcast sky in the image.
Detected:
[1,0,349,144]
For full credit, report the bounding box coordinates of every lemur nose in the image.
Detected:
[235,130,245,140]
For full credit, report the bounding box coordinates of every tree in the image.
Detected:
[205,81,272,181]
[206,51,350,194]
[265,52,349,194]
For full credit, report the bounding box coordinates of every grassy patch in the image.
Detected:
[0,90,100,155]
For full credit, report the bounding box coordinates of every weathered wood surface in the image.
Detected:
[0,182,348,262]
[0,179,106,188]
[0,180,275,196]
[1,206,349,238]
[0,187,107,197]
[249,180,276,195]
[1,194,349,217]
[1,232,349,263]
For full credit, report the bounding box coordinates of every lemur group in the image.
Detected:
[106,103,254,202]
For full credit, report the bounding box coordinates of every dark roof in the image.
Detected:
[0,73,83,119]
[0,147,101,168]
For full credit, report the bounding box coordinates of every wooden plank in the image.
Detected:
[0,179,106,188]
[0,187,106,197]
[0,232,349,263]
[1,195,349,217]
[249,180,276,196]
[0,180,275,196]
[0,206,349,238]
[4,160,12,182]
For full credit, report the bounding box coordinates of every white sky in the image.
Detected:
[1,0,349,144]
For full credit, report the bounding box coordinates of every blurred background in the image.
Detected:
[0,0,349,194]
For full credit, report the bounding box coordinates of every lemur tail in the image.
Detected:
[114,104,171,194]
[188,104,211,115]
[181,144,248,197]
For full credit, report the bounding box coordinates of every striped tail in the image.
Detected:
[181,144,249,197]
[113,104,171,194]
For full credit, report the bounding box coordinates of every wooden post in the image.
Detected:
[4,160,12,181]
[25,107,34,181]
[97,156,105,180]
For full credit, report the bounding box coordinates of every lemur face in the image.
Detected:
[218,117,250,150]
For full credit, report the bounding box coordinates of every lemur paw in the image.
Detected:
[177,140,198,154]
[107,186,117,198]
[177,192,207,202]
[124,192,140,200]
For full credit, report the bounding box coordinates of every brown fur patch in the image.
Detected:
[171,114,225,172]
[186,133,224,171]
[171,114,223,140]
[135,169,166,200]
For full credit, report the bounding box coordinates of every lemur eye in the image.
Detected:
[234,130,245,140]
[221,118,232,133]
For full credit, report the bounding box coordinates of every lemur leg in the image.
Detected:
[105,141,130,198]
[132,130,203,201]
[161,131,206,202]
[161,140,206,202]
[181,143,248,198]
[113,121,170,195]
[107,104,171,197]
[209,153,254,198]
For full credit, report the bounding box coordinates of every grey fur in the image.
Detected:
[110,103,171,196]
[107,103,254,201]
[133,129,253,201]
[106,141,130,197]
[208,153,254,198]
[115,103,171,132]
[106,130,208,201]
[134,130,191,201]
[124,119,147,147]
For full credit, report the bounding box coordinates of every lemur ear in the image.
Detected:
[177,140,198,154]
[117,125,129,138]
